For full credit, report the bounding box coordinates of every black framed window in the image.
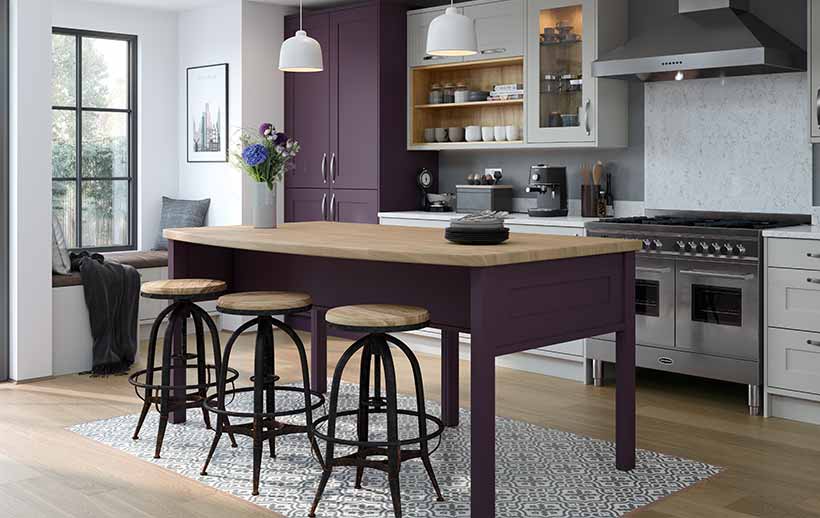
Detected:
[51,28,137,251]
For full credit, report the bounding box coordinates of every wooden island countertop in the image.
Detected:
[164,222,641,268]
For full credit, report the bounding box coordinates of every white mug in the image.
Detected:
[505,125,521,141]
[494,126,506,142]
[424,128,436,143]
[481,126,495,142]
[465,125,482,142]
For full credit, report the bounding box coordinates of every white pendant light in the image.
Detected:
[425,1,478,57]
[279,0,323,72]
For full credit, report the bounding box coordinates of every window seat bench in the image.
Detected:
[51,250,218,376]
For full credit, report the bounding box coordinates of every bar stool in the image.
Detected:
[309,304,445,518]
[129,279,239,459]
[200,291,325,496]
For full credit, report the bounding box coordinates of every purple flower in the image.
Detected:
[258,122,273,136]
[242,143,269,166]
[274,132,288,146]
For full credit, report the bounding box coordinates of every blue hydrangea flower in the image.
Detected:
[242,143,269,166]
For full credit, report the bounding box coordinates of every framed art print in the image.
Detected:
[187,63,228,162]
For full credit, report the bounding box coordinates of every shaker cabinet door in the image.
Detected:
[407,9,465,68]
[330,7,379,190]
[331,189,379,224]
[285,15,331,189]
[285,188,328,222]
[811,0,820,140]
[463,0,524,62]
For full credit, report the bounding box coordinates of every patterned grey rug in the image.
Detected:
[69,383,720,517]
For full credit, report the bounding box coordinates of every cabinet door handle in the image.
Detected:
[807,339,820,347]
[330,193,336,221]
[584,98,592,136]
[816,88,820,128]
[321,193,327,220]
[330,153,336,183]
[807,252,820,259]
[480,48,507,55]
[807,277,820,284]
[321,153,327,183]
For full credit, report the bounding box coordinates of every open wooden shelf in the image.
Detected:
[414,99,523,110]
[409,57,525,148]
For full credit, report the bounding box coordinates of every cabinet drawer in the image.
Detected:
[768,267,820,332]
[507,224,582,237]
[768,327,820,395]
[767,238,820,270]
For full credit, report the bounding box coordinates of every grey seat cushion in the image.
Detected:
[52,250,169,288]
[154,196,210,250]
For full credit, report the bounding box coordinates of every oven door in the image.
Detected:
[675,259,759,360]
[635,256,676,348]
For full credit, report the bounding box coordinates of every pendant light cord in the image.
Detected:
[300,0,303,30]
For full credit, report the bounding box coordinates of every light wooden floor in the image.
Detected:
[2,330,820,518]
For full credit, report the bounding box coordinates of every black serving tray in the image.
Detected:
[445,227,510,245]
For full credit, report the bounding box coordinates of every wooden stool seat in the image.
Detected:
[217,291,312,315]
[141,279,226,299]
[326,304,429,332]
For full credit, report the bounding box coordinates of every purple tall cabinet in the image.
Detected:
[284,1,438,224]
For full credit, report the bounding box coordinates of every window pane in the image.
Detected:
[81,180,129,247]
[52,110,76,178]
[52,34,76,107]
[82,37,128,109]
[82,111,129,177]
[53,181,77,248]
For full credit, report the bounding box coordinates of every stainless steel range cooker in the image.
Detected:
[585,210,810,415]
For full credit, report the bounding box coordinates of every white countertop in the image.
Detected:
[762,225,820,240]
[378,211,600,229]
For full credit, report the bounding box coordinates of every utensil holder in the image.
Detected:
[581,185,599,218]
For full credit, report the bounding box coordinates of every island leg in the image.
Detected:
[310,307,328,394]
[441,328,460,427]
[616,252,636,471]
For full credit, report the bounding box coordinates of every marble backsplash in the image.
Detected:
[644,72,812,214]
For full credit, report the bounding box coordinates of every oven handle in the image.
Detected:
[636,266,672,274]
[679,269,754,281]
[807,277,820,284]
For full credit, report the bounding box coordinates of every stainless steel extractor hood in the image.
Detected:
[592,0,806,81]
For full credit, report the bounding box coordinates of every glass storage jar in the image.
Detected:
[428,83,443,105]
[442,83,455,104]
[454,81,469,104]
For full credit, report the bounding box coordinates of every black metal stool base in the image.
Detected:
[127,300,226,459]
[200,313,323,496]
[309,332,444,518]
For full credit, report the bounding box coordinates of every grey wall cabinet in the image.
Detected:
[463,0,524,62]
[810,0,820,142]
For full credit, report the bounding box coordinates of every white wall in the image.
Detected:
[52,0,180,250]
[177,0,244,226]
[9,0,53,381]
[241,0,291,224]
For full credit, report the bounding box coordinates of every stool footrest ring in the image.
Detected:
[311,408,444,448]
[128,364,239,391]
[202,385,325,420]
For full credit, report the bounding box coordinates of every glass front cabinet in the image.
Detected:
[526,0,627,146]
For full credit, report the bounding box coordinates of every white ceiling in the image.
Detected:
[71,0,334,11]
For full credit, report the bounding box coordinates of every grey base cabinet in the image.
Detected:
[284,1,437,223]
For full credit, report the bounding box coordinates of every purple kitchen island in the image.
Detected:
[164,222,641,517]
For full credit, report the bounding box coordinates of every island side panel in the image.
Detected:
[167,240,235,424]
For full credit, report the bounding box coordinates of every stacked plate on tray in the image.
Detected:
[445,211,510,245]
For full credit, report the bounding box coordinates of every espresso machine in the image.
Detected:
[526,164,568,217]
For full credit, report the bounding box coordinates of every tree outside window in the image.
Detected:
[51,28,136,250]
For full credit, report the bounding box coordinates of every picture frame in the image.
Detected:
[186,63,229,163]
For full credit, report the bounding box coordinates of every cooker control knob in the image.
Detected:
[642,239,652,250]
[698,241,709,254]
[709,242,721,254]
[735,244,746,256]
[721,243,733,255]
[687,241,698,253]
[676,240,686,251]
[653,239,663,250]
